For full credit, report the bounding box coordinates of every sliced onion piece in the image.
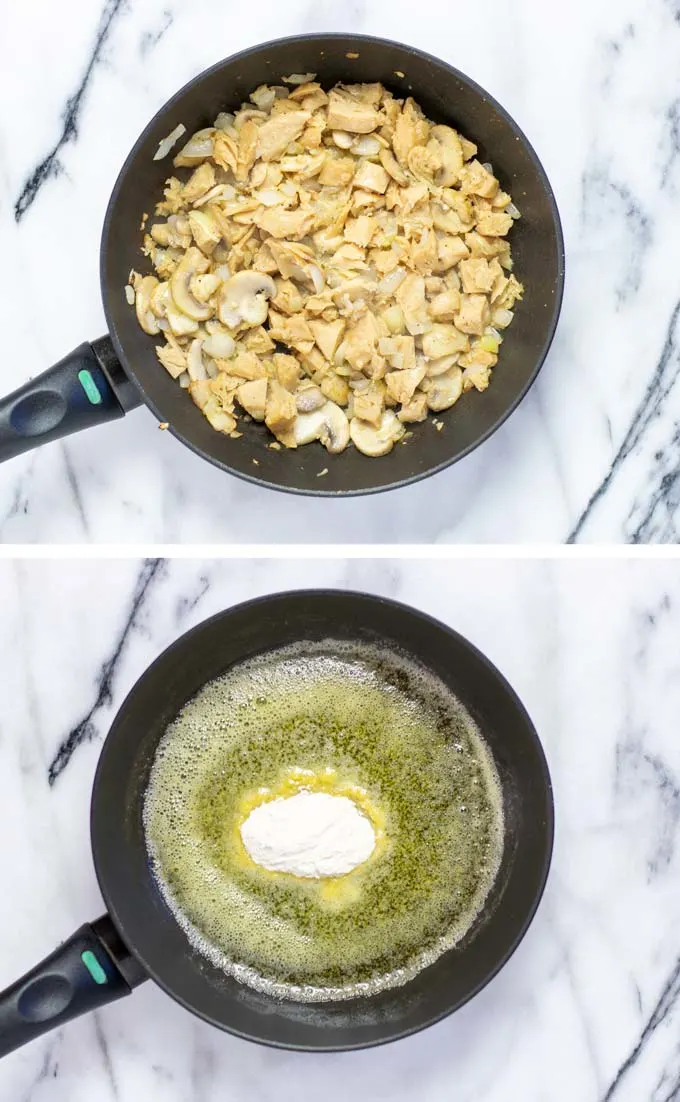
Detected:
[377,266,407,296]
[308,265,325,293]
[153,123,186,161]
[332,130,354,149]
[214,112,236,131]
[203,332,236,358]
[282,72,316,85]
[352,136,381,156]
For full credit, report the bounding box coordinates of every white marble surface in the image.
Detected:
[0,556,677,1100]
[2,0,680,542]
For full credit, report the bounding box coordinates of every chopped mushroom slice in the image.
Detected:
[170,248,213,321]
[379,147,408,185]
[294,401,350,452]
[218,271,276,328]
[426,353,461,377]
[426,367,464,410]
[350,409,405,456]
[422,324,469,358]
[152,281,200,336]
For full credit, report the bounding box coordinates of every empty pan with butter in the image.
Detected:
[0,591,553,1055]
[0,33,564,496]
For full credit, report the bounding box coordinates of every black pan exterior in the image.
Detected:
[101,34,564,496]
[91,591,554,1051]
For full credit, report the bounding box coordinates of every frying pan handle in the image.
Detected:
[0,915,146,1058]
[0,335,141,464]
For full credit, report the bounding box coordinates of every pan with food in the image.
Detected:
[0,591,553,1054]
[0,34,564,496]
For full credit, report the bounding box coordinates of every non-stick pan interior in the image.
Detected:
[91,592,553,1050]
[102,34,564,495]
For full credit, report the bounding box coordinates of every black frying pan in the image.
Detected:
[0,590,553,1056]
[0,34,564,496]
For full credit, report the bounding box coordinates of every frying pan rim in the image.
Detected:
[100,32,565,498]
[90,587,555,1051]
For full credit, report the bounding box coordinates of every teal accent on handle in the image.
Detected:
[77,369,103,406]
[81,950,107,985]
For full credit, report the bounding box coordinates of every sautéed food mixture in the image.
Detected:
[129,77,523,458]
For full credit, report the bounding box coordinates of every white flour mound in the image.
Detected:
[240,790,376,878]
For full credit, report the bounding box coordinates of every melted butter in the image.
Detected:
[143,640,504,1002]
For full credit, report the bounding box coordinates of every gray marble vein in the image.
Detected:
[568,299,680,542]
[139,9,173,57]
[14,0,128,221]
[602,958,680,1101]
[47,558,166,784]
